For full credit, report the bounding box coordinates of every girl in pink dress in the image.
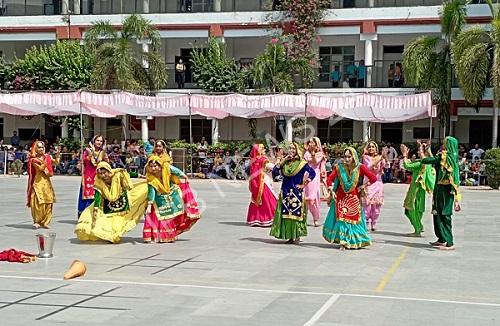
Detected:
[304,137,326,227]
[246,144,277,227]
[362,141,387,231]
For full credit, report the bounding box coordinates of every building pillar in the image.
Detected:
[368,0,375,7]
[62,0,69,14]
[212,119,219,145]
[142,42,149,69]
[214,0,222,12]
[286,117,294,142]
[143,0,150,13]
[141,117,149,142]
[73,0,81,14]
[361,33,377,88]
[363,121,370,142]
[61,119,69,138]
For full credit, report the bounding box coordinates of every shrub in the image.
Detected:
[485,148,500,189]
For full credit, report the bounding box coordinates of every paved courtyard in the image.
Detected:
[0,176,499,325]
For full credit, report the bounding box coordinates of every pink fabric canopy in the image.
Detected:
[0,91,435,121]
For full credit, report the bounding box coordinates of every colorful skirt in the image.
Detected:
[143,182,201,243]
[247,184,277,227]
[75,182,148,243]
[77,186,93,218]
[270,195,307,240]
[323,200,371,249]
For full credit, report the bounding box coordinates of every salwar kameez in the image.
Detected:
[323,148,377,249]
[420,136,461,248]
[270,144,316,241]
[75,162,148,243]
[402,159,435,234]
[27,147,58,228]
[362,143,386,229]
[304,138,326,225]
[246,144,277,227]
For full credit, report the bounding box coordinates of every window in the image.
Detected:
[317,119,354,143]
[180,119,212,143]
[319,46,355,82]
[18,128,41,141]
[192,0,213,12]
[381,122,403,144]
[413,127,433,140]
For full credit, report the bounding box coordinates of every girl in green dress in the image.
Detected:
[400,142,436,237]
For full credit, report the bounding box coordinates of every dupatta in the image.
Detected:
[93,162,133,202]
[146,155,173,195]
[26,141,53,207]
[282,143,307,177]
[333,147,362,224]
[249,144,268,205]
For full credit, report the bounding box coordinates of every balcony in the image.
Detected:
[0,0,471,16]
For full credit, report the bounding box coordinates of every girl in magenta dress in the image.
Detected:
[362,141,387,231]
[246,144,277,227]
[78,135,108,217]
[304,137,326,227]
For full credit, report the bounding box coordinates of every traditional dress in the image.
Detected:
[26,142,59,228]
[78,136,108,217]
[323,147,377,249]
[304,137,326,225]
[362,142,386,229]
[402,158,436,234]
[246,144,277,227]
[144,155,200,243]
[75,162,148,243]
[420,136,461,248]
[270,143,316,241]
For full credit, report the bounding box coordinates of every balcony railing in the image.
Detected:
[0,0,460,16]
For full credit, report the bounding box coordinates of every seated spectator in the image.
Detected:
[223,151,234,180]
[469,143,485,162]
[109,146,125,169]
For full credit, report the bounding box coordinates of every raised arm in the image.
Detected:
[360,164,377,184]
[403,159,421,171]
[420,156,440,165]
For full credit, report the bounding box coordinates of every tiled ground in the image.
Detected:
[0,176,499,325]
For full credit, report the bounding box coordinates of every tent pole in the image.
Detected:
[429,115,433,142]
[79,93,84,174]
[304,92,308,140]
[189,92,193,177]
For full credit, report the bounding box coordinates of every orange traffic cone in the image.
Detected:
[63,260,87,280]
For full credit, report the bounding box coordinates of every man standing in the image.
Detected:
[10,131,20,147]
[330,66,342,88]
[469,143,484,162]
[144,137,155,156]
[175,59,186,89]
[357,60,366,88]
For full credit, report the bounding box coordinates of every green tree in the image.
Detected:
[85,14,167,91]
[251,41,296,92]
[452,0,499,148]
[403,0,468,132]
[191,37,242,92]
[3,40,93,90]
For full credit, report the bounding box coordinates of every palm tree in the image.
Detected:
[84,14,167,91]
[403,0,468,134]
[452,0,499,148]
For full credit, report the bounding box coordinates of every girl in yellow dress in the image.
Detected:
[26,141,60,229]
[75,162,148,243]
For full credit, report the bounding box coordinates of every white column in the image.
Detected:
[286,117,294,142]
[142,42,149,69]
[61,119,69,138]
[214,0,222,11]
[62,0,69,14]
[364,39,373,88]
[493,107,498,148]
[73,0,81,14]
[141,118,149,142]
[212,119,219,145]
[363,121,370,142]
[143,0,150,13]
[368,0,375,7]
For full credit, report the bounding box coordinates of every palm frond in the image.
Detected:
[402,36,440,89]
[455,42,490,105]
[452,26,490,63]
[440,0,469,40]
[144,51,168,90]
[122,14,161,50]
[84,20,117,50]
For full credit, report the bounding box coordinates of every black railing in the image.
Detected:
[0,0,459,16]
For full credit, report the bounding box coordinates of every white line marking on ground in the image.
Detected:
[303,294,340,326]
[1,274,500,308]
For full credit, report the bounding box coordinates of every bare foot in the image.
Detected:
[33,223,40,229]
[439,245,455,251]
[430,241,446,247]
[339,245,346,251]
[407,232,422,237]
[293,238,300,245]
[313,221,320,227]
[286,239,294,244]
[371,227,376,232]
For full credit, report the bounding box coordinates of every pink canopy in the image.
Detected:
[0,91,435,121]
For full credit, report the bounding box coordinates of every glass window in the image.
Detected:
[317,119,354,143]
[318,46,356,83]
[180,119,212,143]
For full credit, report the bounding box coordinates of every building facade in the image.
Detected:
[0,1,497,148]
